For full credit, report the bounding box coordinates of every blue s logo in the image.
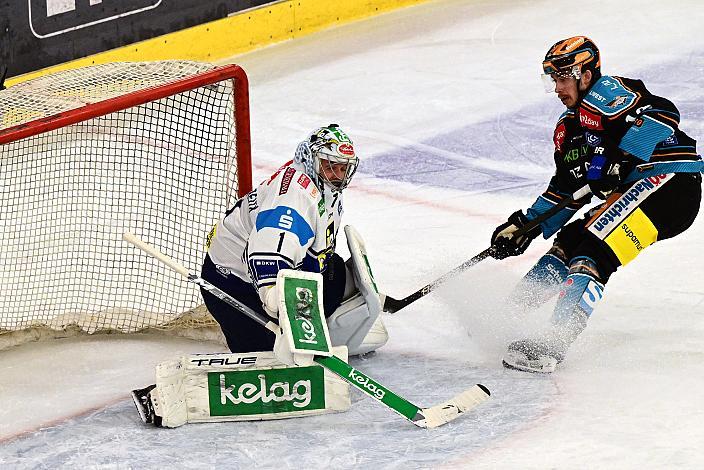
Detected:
[255,206,315,245]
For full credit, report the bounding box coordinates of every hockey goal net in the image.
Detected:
[0,61,251,349]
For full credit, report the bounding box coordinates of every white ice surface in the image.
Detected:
[1,0,703,468]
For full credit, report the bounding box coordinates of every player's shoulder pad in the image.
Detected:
[266,164,322,202]
[582,75,638,116]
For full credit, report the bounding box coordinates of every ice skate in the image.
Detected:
[502,338,566,374]
[131,384,157,424]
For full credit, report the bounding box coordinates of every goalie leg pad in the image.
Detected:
[326,226,386,355]
[327,294,388,355]
[143,349,350,427]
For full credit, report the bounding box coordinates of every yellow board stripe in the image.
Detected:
[7,0,432,87]
[604,208,658,265]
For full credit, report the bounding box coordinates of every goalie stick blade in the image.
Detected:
[381,295,414,313]
[413,384,491,429]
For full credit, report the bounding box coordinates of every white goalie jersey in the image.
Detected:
[206,161,344,290]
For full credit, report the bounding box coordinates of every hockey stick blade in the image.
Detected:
[381,248,494,313]
[123,232,491,429]
[381,186,592,314]
[314,355,490,429]
[415,383,491,429]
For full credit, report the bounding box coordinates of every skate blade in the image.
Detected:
[502,355,557,374]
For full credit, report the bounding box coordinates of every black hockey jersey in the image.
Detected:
[526,75,701,238]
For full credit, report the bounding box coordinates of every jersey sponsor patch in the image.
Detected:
[579,108,603,130]
[554,123,566,152]
[606,95,629,109]
[603,208,658,265]
[249,257,293,284]
[266,161,292,185]
[585,132,601,147]
[663,134,678,146]
[279,167,297,195]
[587,173,672,239]
[255,206,315,245]
[297,174,311,189]
[247,190,258,211]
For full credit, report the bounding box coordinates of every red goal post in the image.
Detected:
[0,61,252,348]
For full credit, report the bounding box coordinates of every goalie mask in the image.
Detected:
[294,124,359,192]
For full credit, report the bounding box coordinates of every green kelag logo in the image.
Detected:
[283,278,330,353]
[208,366,326,416]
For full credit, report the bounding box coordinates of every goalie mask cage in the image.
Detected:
[0,61,251,348]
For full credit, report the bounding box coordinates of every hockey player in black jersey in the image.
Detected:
[492,36,703,373]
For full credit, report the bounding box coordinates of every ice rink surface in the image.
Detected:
[2,0,703,468]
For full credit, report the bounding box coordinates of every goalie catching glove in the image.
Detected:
[490,210,542,259]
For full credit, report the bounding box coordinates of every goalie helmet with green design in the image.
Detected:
[295,124,359,192]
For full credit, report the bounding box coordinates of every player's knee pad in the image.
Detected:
[326,226,387,356]
[551,256,605,337]
[142,350,351,427]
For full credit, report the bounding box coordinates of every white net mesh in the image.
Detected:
[0,61,248,347]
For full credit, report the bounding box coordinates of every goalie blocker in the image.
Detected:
[132,347,351,427]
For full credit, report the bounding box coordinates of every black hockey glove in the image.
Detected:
[490,210,542,260]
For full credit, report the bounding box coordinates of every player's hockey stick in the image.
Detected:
[123,232,490,429]
[381,185,592,313]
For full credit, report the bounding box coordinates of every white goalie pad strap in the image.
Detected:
[327,226,383,353]
[151,348,350,427]
[276,269,333,357]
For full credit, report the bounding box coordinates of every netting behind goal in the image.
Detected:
[0,61,251,346]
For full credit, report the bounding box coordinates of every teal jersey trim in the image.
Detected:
[583,76,637,116]
[619,114,675,161]
[624,159,704,183]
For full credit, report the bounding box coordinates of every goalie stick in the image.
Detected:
[382,185,592,313]
[123,232,490,429]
